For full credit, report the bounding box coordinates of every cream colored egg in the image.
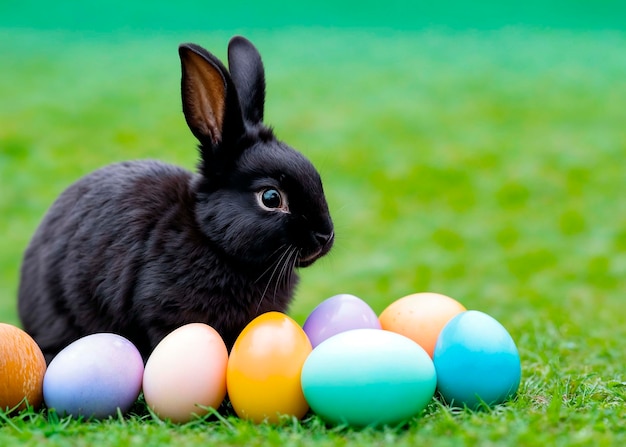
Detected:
[143,323,228,423]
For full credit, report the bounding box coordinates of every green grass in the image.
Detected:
[2,25,626,445]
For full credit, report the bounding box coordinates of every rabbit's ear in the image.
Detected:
[228,36,265,124]
[179,43,244,147]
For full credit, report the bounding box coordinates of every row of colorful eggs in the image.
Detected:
[0,293,521,427]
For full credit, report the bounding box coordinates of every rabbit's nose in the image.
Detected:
[315,230,334,248]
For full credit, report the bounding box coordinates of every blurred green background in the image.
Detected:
[2,0,626,30]
[1,0,625,345]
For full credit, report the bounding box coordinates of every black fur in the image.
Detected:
[18,36,334,363]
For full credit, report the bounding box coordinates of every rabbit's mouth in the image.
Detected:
[297,249,323,268]
[296,231,334,268]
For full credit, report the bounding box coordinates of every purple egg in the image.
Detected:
[43,333,144,419]
[303,294,381,348]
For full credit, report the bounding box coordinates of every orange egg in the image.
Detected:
[379,292,466,358]
[226,312,312,423]
[0,323,47,411]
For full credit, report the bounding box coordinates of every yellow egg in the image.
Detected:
[143,323,228,423]
[0,323,47,411]
[379,292,466,358]
[226,312,312,423]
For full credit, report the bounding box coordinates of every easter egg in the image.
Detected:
[379,292,466,357]
[227,312,312,423]
[0,323,47,411]
[43,333,144,419]
[302,294,381,348]
[143,323,228,423]
[433,310,521,409]
[301,329,437,427]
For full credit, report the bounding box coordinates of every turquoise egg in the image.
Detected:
[433,310,521,409]
[301,329,436,427]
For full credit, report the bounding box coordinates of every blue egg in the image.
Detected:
[433,310,521,409]
[301,329,437,427]
[43,333,144,419]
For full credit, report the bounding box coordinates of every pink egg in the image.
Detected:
[303,294,381,348]
[143,323,228,423]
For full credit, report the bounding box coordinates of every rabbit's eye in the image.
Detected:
[257,188,289,213]
[262,189,281,208]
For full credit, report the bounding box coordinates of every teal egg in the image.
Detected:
[301,329,436,427]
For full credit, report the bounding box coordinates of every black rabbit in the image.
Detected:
[18,36,334,363]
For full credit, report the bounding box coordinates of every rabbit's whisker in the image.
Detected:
[257,245,294,313]
[273,246,298,304]
[254,244,289,284]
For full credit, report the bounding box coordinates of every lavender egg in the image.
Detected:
[303,294,381,348]
[43,333,144,419]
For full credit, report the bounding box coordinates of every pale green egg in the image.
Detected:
[301,329,437,427]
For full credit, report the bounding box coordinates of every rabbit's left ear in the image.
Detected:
[179,43,244,147]
[228,36,266,125]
